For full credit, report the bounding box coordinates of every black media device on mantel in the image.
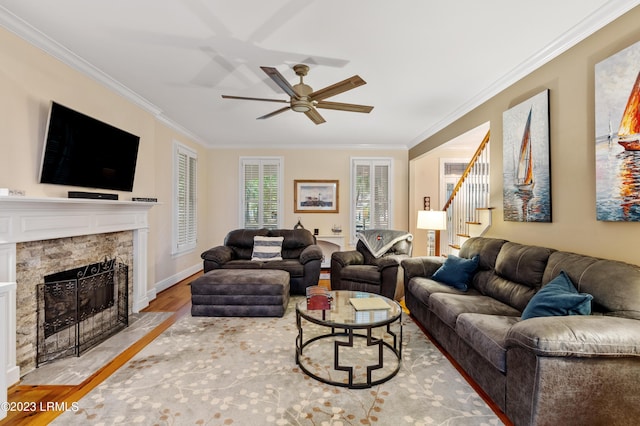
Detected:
[68,191,118,200]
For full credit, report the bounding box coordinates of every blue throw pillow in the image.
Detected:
[431,254,480,291]
[521,271,593,320]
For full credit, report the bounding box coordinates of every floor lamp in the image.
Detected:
[417,210,447,256]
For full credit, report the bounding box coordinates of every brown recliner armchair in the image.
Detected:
[330,230,413,301]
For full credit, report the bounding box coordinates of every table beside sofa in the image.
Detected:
[402,237,640,426]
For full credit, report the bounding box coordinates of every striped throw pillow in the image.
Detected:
[251,236,284,261]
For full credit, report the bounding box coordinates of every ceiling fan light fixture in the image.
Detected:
[222,64,373,123]
[290,99,311,112]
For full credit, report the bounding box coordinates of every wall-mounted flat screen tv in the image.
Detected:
[39,101,140,192]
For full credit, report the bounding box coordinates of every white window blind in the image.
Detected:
[351,158,392,242]
[240,157,283,229]
[173,142,197,254]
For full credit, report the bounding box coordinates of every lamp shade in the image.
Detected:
[417,210,447,230]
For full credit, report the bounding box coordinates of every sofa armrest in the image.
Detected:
[201,246,234,265]
[299,244,323,264]
[331,250,364,268]
[376,254,410,271]
[401,256,445,282]
[506,315,640,358]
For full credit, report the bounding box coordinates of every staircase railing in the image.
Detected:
[441,130,491,255]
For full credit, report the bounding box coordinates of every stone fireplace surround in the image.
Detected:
[0,196,154,412]
[18,231,133,373]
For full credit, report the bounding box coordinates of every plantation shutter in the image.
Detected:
[174,143,197,253]
[243,162,260,229]
[262,163,279,229]
[351,158,392,240]
[354,163,371,232]
[241,157,282,230]
[372,163,390,228]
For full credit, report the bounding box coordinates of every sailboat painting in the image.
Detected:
[502,89,551,222]
[595,40,640,222]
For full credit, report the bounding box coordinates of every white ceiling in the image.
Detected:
[1,0,637,149]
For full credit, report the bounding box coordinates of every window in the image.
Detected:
[351,157,392,242]
[440,159,469,207]
[240,157,283,229]
[172,142,197,255]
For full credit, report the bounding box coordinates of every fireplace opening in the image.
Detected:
[36,257,129,366]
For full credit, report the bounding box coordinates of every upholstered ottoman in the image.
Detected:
[191,269,290,317]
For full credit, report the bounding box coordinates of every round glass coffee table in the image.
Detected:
[295,290,402,389]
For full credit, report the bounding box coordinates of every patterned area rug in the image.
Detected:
[54,297,501,425]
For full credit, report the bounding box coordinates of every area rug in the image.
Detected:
[53,297,501,425]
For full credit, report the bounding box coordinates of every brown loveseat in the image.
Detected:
[402,237,640,426]
[201,228,323,295]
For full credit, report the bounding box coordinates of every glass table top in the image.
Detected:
[296,290,401,328]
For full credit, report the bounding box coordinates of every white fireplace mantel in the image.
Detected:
[0,196,156,399]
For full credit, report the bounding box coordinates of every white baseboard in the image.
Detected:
[147,263,202,303]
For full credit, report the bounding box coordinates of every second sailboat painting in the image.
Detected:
[503,89,551,222]
[595,39,640,222]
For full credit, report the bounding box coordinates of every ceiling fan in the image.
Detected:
[222,64,374,124]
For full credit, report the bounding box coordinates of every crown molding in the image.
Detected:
[409,0,640,148]
[154,114,210,146]
[208,142,409,151]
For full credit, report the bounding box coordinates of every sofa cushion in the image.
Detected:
[406,277,481,307]
[431,255,480,291]
[430,293,521,329]
[495,242,554,287]
[544,251,640,319]
[521,271,593,320]
[225,228,269,259]
[459,237,508,271]
[457,314,520,373]
[341,264,380,285]
[475,242,554,312]
[262,259,305,278]
[270,229,317,259]
[251,236,284,261]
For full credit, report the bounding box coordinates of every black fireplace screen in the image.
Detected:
[37,258,128,366]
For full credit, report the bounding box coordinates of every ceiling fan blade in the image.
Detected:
[315,101,374,113]
[222,95,289,103]
[261,66,299,98]
[257,106,291,120]
[305,108,326,125]
[309,75,366,101]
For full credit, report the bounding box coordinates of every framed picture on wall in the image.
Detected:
[502,89,551,222]
[595,39,640,222]
[294,180,339,213]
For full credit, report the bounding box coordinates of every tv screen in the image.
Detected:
[39,102,140,192]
